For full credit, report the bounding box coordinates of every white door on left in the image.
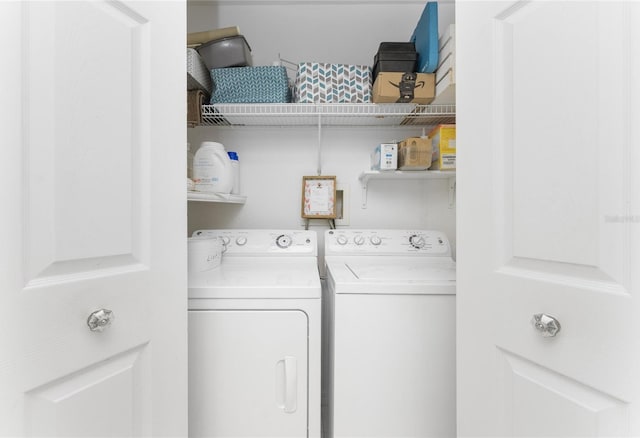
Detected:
[0,1,187,436]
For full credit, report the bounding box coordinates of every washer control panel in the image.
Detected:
[192,230,317,256]
[325,229,451,256]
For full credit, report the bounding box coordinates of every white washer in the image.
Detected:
[188,230,321,438]
[324,229,456,438]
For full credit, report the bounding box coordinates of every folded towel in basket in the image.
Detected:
[188,89,206,127]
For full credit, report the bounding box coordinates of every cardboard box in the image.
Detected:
[428,124,456,170]
[371,143,398,171]
[294,62,372,103]
[372,72,435,104]
[398,137,432,170]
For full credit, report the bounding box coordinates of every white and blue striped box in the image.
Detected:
[293,62,372,103]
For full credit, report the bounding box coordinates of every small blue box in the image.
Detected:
[410,2,439,74]
[210,66,291,104]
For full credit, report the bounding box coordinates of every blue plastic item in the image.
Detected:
[410,2,439,74]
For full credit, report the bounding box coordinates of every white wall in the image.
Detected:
[187,1,457,265]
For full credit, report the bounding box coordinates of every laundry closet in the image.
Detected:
[186,2,458,438]
[185,2,640,438]
[186,1,457,254]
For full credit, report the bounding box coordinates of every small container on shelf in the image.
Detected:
[370,143,398,171]
[372,42,418,81]
[187,48,214,94]
[428,124,456,170]
[397,136,432,170]
[293,62,372,103]
[196,35,252,70]
[372,72,435,104]
[210,66,291,104]
[227,151,240,195]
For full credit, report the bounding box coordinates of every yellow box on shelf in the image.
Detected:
[428,124,456,170]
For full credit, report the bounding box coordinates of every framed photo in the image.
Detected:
[301,176,337,219]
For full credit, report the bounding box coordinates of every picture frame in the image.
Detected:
[301,176,337,219]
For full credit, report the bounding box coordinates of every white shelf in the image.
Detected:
[200,103,455,127]
[187,191,247,204]
[358,170,456,209]
[359,169,455,183]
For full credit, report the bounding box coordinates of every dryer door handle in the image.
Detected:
[276,356,297,413]
[284,356,297,413]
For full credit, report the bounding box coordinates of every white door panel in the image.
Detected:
[333,294,456,438]
[189,310,309,438]
[501,351,628,437]
[1,1,186,436]
[25,346,150,437]
[458,1,640,436]
[24,0,148,282]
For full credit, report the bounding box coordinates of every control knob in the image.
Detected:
[236,236,247,246]
[354,235,365,246]
[370,236,382,246]
[410,234,426,249]
[276,234,292,249]
[336,235,348,246]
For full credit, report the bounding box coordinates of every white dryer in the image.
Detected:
[324,229,456,438]
[188,230,321,438]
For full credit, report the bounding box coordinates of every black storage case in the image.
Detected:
[372,42,418,80]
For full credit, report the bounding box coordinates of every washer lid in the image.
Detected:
[189,257,321,299]
[326,256,456,295]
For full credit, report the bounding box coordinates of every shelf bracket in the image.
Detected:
[361,181,369,209]
[448,177,456,209]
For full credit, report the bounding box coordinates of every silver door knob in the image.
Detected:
[531,313,561,337]
[87,309,114,332]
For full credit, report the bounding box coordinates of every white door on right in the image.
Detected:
[457,1,640,436]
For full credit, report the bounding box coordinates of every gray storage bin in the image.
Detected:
[196,35,252,70]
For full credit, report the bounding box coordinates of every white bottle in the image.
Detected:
[227,151,240,195]
[193,141,233,194]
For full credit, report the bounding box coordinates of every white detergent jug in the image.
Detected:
[193,141,233,194]
[188,235,223,272]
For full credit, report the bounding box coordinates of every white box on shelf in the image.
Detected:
[371,143,398,171]
[432,24,455,105]
[431,70,456,105]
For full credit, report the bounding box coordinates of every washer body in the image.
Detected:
[188,230,321,438]
[324,229,456,438]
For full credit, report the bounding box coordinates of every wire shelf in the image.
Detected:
[200,103,455,127]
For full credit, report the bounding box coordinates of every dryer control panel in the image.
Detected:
[325,229,451,256]
[192,229,317,256]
